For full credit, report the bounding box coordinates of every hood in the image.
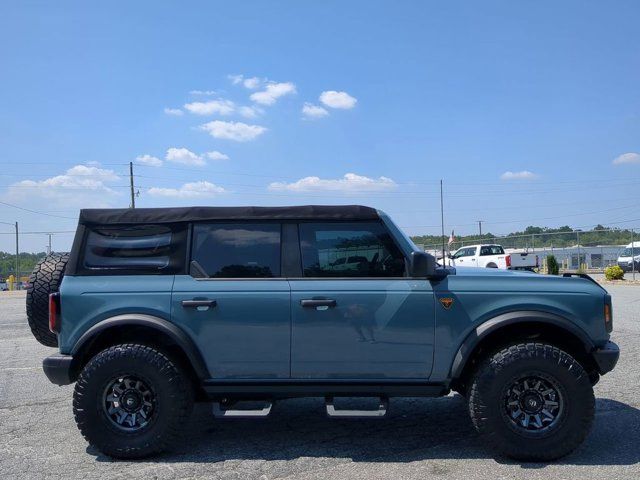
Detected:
[449,266,607,293]
[452,266,538,277]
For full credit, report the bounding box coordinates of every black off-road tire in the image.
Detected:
[26,252,69,347]
[468,343,595,461]
[73,344,194,459]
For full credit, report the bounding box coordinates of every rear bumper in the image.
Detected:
[42,354,75,385]
[592,341,620,374]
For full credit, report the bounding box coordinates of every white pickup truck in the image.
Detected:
[448,244,538,271]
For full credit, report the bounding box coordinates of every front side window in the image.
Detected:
[83,225,174,272]
[191,223,281,278]
[299,222,406,277]
[454,247,474,259]
[620,248,637,257]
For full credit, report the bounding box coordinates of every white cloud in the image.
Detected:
[302,103,329,119]
[199,120,267,142]
[206,151,230,161]
[243,77,261,89]
[268,173,397,192]
[165,147,206,166]
[228,74,263,89]
[148,181,227,198]
[500,170,539,180]
[238,105,263,118]
[164,107,183,116]
[6,165,121,209]
[319,90,357,109]
[135,154,163,167]
[189,90,217,95]
[250,82,296,106]
[613,152,640,165]
[184,99,235,116]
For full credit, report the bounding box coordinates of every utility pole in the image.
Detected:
[632,228,635,281]
[477,220,483,237]
[129,161,136,209]
[576,230,581,271]
[15,222,19,281]
[440,180,446,262]
[0,221,18,286]
[47,233,52,255]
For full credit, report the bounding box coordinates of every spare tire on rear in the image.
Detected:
[26,252,69,347]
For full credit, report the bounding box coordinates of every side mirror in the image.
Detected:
[410,251,436,277]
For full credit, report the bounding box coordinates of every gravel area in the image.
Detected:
[1,287,638,479]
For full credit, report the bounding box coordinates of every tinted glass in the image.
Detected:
[191,223,281,278]
[454,247,473,258]
[299,222,406,277]
[84,225,173,271]
[480,246,505,256]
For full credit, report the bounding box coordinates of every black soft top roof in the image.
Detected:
[78,205,379,225]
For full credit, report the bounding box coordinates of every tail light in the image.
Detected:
[505,255,511,268]
[604,295,613,333]
[49,293,61,333]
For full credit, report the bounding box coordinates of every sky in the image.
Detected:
[1,1,639,252]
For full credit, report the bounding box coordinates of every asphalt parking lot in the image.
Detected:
[1,286,639,480]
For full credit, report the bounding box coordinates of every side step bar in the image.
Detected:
[325,396,389,418]
[212,401,273,418]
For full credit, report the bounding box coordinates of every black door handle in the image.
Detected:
[181,299,217,308]
[300,299,337,308]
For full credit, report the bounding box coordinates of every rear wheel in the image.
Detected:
[468,342,594,461]
[73,344,194,459]
[26,252,69,347]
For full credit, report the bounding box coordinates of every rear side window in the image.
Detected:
[480,245,505,256]
[191,223,281,278]
[298,222,406,277]
[83,225,182,273]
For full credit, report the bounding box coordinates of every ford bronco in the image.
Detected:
[27,205,619,460]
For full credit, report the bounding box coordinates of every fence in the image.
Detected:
[418,227,639,278]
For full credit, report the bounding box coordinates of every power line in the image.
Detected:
[0,200,77,220]
[0,230,75,235]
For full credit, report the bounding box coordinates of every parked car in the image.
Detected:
[616,241,640,272]
[448,244,538,271]
[28,205,618,461]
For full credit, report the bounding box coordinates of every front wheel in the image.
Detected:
[73,344,194,459]
[468,343,595,461]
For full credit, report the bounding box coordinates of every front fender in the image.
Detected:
[449,310,595,379]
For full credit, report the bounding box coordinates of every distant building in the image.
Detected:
[420,244,626,270]
[526,245,623,269]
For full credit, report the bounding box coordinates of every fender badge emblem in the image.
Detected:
[440,298,454,309]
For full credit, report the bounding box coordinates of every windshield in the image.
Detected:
[378,211,421,253]
[620,248,638,257]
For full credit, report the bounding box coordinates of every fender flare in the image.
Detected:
[449,310,595,379]
[71,314,210,380]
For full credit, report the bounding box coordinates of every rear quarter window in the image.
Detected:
[81,224,186,274]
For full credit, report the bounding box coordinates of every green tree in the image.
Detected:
[546,255,559,275]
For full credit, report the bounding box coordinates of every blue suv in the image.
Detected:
[26,205,619,460]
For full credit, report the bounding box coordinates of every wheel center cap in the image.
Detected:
[521,392,543,414]
[121,391,141,412]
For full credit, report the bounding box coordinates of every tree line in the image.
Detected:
[0,252,47,279]
[412,225,637,250]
